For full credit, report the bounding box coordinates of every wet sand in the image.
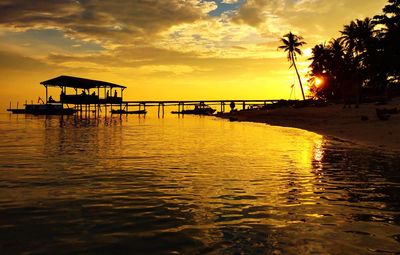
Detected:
[218,99,400,152]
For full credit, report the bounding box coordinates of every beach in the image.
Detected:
[218,98,400,152]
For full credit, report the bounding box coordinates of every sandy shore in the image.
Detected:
[218,99,400,152]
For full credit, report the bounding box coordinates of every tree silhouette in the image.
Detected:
[278,32,307,100]
[308,0,400,100]
[308,39,348,100]
[374,0,400,84]
[341,21,357,57]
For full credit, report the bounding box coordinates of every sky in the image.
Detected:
[0,0,388,109]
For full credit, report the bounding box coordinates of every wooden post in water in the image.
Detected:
[157,103,165,117]
[97,87,100,117]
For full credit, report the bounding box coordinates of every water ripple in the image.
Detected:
[0,113,399,254]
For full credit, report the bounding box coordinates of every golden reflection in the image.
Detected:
[34,115,330,236]
[312,137,325,172]
[131,120,328,230]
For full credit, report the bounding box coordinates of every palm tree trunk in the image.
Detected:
[291,52,306,100]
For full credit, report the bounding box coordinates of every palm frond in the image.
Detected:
[294,48,303,55]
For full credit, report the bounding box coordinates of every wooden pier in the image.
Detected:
[120,100,280,117]
[7,75,282,118]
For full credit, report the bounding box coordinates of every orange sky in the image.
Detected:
[0,0,388,109]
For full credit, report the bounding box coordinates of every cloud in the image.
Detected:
[232,0,271,27]
[47,46,200,69]
[232,0,387,42]
[0,50,51,71]
[221,0,241,3]
[154,17,277,59]
[0,0,210,47]
[0,0,388,61]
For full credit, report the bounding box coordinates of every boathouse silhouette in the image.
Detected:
[41,75,127,116]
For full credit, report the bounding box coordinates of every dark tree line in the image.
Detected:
[308,0,400,100]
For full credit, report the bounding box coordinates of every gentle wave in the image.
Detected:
[0,113,399,254]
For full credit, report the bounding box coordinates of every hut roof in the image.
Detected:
[40,75,126,89]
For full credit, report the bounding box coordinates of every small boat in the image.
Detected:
[7,104,76,115]
[7,108,26,114]
[171,105,216,115]
[111,109,147,114]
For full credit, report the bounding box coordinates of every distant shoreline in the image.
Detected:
[217,99,400,153]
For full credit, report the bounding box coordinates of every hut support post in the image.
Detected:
[45,85,48,103]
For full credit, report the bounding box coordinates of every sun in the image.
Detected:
[315,77,323,87]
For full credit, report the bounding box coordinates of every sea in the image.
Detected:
[0,110,399,254]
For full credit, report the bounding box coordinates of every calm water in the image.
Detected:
[0,112,400,254]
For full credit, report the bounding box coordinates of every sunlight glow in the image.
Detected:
[314,77,323,87]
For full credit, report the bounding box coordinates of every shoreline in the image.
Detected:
[217,99,400,153]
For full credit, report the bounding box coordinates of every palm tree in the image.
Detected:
[340,18,380,88]
[278,32,307,100]
[309,43,329,75]
[341,21,357,56]
[328,38,348,76]
[341,18,375,60]
[308,38,351,100]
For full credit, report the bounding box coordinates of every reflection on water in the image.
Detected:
[0,113,399,254]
